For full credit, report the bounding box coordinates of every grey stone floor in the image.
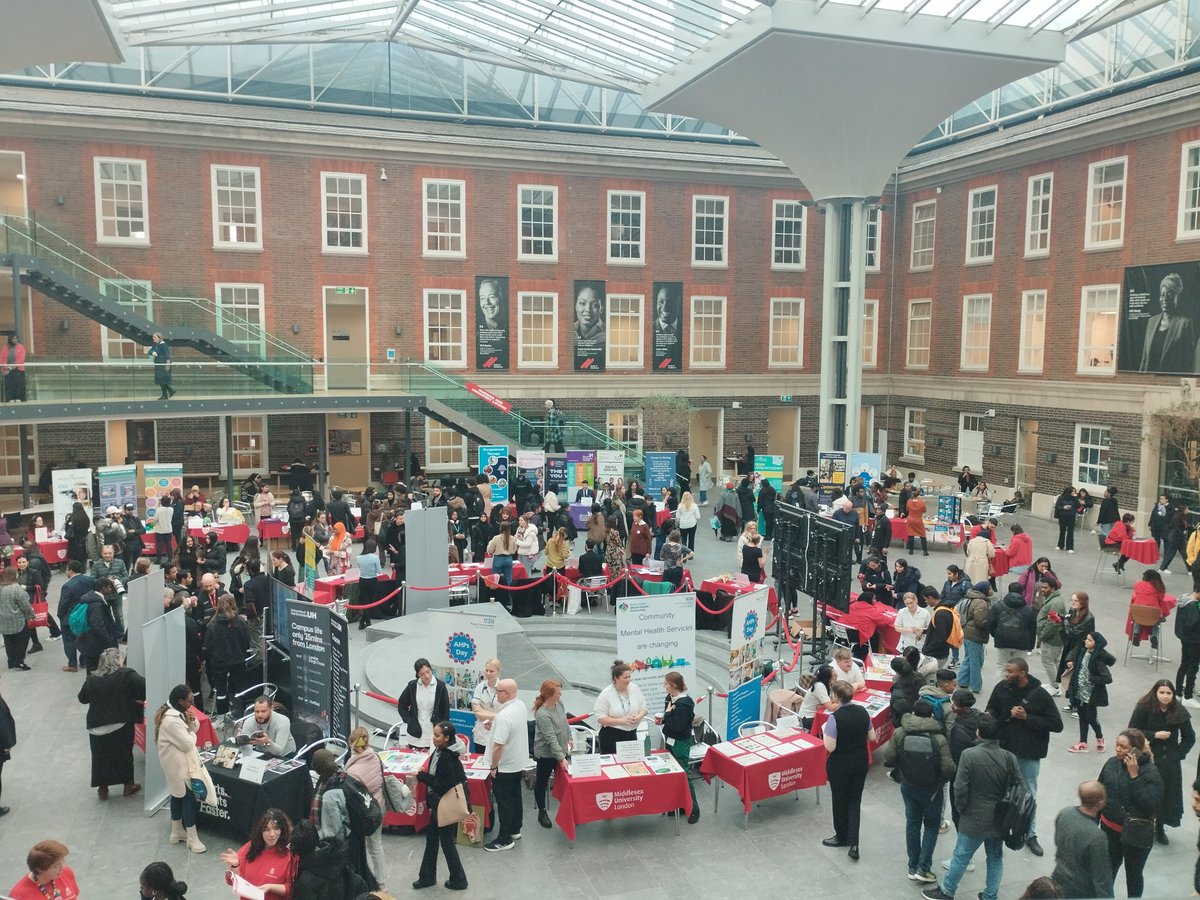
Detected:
[1,508,1198,898]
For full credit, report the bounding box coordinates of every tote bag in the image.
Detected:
[436,783,470,827]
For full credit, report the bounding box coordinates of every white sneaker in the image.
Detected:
[1185,697,1200,709]
[1048,686,1061,697]
[1161,569,1172,575]
[1067,549,1075,554]
[942,860,975,872]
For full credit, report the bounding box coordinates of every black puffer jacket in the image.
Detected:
[292,838,369,900]
[1064,631,1115,708]
[984,673,1063,760]
[1097,751,1164,828]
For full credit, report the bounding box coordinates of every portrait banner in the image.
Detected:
[478,445,510,503]
[52,467,95,527]
[1119,262,1200,374]
[143,463,183,516]
[651,282,683,372]
[572,279,606,371]
[474,276,510,371]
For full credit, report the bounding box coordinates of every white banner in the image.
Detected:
[52,467,94,528]
[615,593,695,712]
[515,449,545,471]
[426,609,499,716]
[730,588,770,654]
[727,587,770,736]
[596,449,626,484]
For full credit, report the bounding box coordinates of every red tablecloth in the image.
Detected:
[991,547,1012,578]
[1121,539,1159,565]
[37,539,68,564]
[889,517,965,546]
[135,707,217,751]
[188,523,251,545]
[258,519,291,541]
[811,689,894,753]
[700,727,828,813]
[551,754,694,842]
[312,570,396,605]
[826,605,901,654]
[862,653,901,691]
[451,561,529,583]
[656,508,671,528]
[699,578,778,617]
[380,750,492,832]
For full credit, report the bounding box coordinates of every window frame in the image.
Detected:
[0,424,37,486]
[865,206,882,272]
[906,298,932,370]
[517,184,558,262]
[606,409,643,455]
[606,293,645,369]
[1074,424,1111,493]
[965,185,997,263]
[909,200,936,271]
[1077,284,1120,375]
[99,279,153,360]
[422,288,468,368]
[211,164,263,251]
[1084,157,1127,250]
[213,282,266,357]
[767,297,805,369]
[424,419,468,473]
[93,156,150,246]
[221,415,268,476]
[1177,141,1200,241]
[904,408,926,463]
[1024,173,1053,258]
[691,194,729,269]
[606,190,645,265]
[960,293,992,371]
[862,299,879,369]
[689,295,727,368]
[320,171,368,256]
[1018,289,1047,374]
[516,291,558,370]
[771,200,807,271]
[422,177,465,259]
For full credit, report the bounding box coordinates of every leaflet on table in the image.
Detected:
[268,758,307,774]
[602,766,628,779]
[614,741,644,763]
[622,761,652,777]
[711,742,748,758]
[464,768,491,781]
[643,755,682,775]
[569,754,603,777]
[774,716,801,733]
[380,750,430,775]
[751,731,780,746]
[733,737,767,751]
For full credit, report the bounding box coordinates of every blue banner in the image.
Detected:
[478,445,509,503]
[644,452,677,494]
[726,677,763,739]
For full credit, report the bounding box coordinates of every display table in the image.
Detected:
[448,561,528,583]
[656,507,671,528]
[188,523,251,545]
[312,570,395,606]
[862,653,900,691]
[888,517,966,547]
[569,504,592,529]
[811,688,894,752]
[699,578,778,617]
[551,752,694,845]
[379,748,493,832]
[257,519,291,541]
[700,726,828,818]
[1121,539,1159,565]
[134,706,218,752]
[36,538,69,565]
[198,754,313,837]
[990,548,1012,578]
[826,604,901,654]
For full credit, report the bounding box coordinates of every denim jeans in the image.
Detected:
[169,791,198,827]
[957,640,985,692]
[1015,756,1040,836]
[491,555,514,586]
[942,831,1003,900]
[900,783,944,874]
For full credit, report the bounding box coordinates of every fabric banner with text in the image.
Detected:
[644,452,676,494]
[475,276,510,371]
[615,593,695,712]
[726,588,770,738]
[98,464,139,517]
[816,451,847,506]
[286,599,351,739]
[515,449,545,491]
[849,453,882,488]
[572,279,606,371]
[566,450,595,493]
[651,282,683,372]
[426,609,499,738]
[596,449,626,485]
[545,454,568,496]
[52,467,95,527]
[143,463,184,516]
[478,445,510,503]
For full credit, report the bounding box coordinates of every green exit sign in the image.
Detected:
[779,395,793,402]
[334,287,357,294]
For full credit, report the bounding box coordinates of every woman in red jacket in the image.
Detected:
[1106,513,1137,573]
[1001,523,1033,574]
[221,809,296,898]
[1124,569,1177,647]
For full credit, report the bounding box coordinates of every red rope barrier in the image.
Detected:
[555,572,632,592]
[344,584,404,610]
[693,593,739,615]
[365,689,396,705]
[484,570,556,591]
[407,576,477,592]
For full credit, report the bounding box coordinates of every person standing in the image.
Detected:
[0,672,14,816]
[1064,631,1115,753]
[1034,579,1068,696]
[397,658,450,750]
[661,671,699,824]
[1096,729,1164,898]
[697,455,714,505]
[0,567,33,671]
[822,680,876,861]
[1,333,26,402]
[988,581,1037,676]
[984,658,1064,857]
[413,721,470,890]
[155,684,207,854]
[484,678,528,853]
[7,841,81,900]
[1053,487,1080,553]
[922,713,1020,900]
[147,332,176,400]
[153,497,175,565]
[758,479,777,541]
[77,647,144,801]
[1176,592,1200,708]
[593,659,647,753]
[1051,781,1114,899]
[957,582,992,694]
[906,490,929,556]
[1127,679,1195,844]
[344,729,387,890]
[1149,494,1174,560]
[532,679,571,829]
[882,698,956,883]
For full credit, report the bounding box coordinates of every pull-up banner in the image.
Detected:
[573,280,606,371]
[651,282,683,372]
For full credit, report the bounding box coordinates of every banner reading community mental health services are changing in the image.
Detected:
[615,593,695,713]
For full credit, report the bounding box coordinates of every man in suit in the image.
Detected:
[574,481,596,504]
[1139,272,1195,373]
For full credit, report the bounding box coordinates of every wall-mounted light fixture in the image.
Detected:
[1046,452,1057,464]
[394,325,403,336]
[55,195,65,206]
[59,319,69,332]
[292,324,300,334]
[379,167,388,182]
[1116,462,1130,474]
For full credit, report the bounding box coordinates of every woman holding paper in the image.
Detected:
[661,671,699,824]
[412,721,470,891]
[533,679,571,829]
[593,660,647,754]
[220,808,295,898]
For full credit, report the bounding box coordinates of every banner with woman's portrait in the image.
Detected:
[572,279,606,371]
[1120,262,1200,375]
[475,276,510,370]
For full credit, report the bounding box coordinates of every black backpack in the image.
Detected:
[1176,599,1200,642]
[993,606,1026,648]
[287,496,307,520]
[340,773,383,837]
[898,731,941,790]
[995,753,1035,850]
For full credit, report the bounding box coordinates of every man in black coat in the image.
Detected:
[75,578,121,673]
[326,489,357,532]
[987,584,1037,671]
[984,658,1063,857]
[58,559,95,673]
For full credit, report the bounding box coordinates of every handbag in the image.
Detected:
[378,757,414,813]
[27,597,48,630]
[1121,815,1155,849]
[436,782,471,827]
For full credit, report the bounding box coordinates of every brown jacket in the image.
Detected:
[629,520,652,557]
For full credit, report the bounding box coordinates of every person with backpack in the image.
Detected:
[883,698,957,884]
[923,593,962,669]
[988,582,1037,677]
[984,658,1064,857]
[918,668,959,733]
[1175,592,1200,707]
[1034,579,1068,696]
[309,748,379,893]
[957,582,992,694]
[941,567,969,669]
[73,577,121,673]
[1064,631,1115,753]
[286,491,307,556]
[289,819,369,900]
[921,713,1022,900]
[947,689,981,831]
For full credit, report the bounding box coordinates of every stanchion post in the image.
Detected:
[353,683,361,731]
[707,685,719,813]
[260,605,270,685]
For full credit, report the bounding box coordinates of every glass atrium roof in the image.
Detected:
[1,0,1190,149]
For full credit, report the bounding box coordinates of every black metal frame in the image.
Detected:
[771,501,853,661]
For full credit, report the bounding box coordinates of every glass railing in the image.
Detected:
[8,359,314,402]
[0,216,314,385]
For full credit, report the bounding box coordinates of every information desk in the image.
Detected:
[700,725,828,819]
[134,706,218,752]
[811,688,894,752]
[697,579,779,630]
[379,748,493,832]
[551,752,694,845]
[258,518,291,541]
[862,653,900,692]
[37,539,68,565]
[888,518,966,547]
[197,752,313,837]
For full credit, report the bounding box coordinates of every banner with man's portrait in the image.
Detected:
[475,275,510,370]
[572,279,606,372]
[1120,261,1200,375]
[651,281,683,372]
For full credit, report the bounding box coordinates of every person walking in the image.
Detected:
[696,455,714,505]
[483,678,528,853]
[1064,631,1115,753]
[1127,679,1195,845]
[822,680,877,861]
[1034,579,1068,696]
[984,658,1064,857]
[0,568,33,671]
[77,647,144,801]
[413,721,469,890]
[1051,781,1114,899]
[988,581,1037,677]
[147,332,176,400]
[957,582,991,694]
[155,684,208,854]
[1096,729,1165,898]
[882,698,956,884]
[1176,592,1200,707]
[532,679,570,829]
[344,728,387,890]
[922,713,1021,900]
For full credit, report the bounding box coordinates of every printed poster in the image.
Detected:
[816,451,847,505]
[651,281,683,372]
[572,279,606,371]
[143,463,183,516]
[545,454,568,497]
[515,449,545,491]
[1119,261,1200,374]
[615,593,695,712]
[52,467,94,527]
[426,609,499,739]
[286,600,351,739]
[753,455,785,492]
[849,452,882,487]
[98,464,138,516]
[478,445,510,503]
[566,450,595,493]
[644,452,676,494]
[596,449,626,485]
[726,588,770,737]
[474,276,510,371]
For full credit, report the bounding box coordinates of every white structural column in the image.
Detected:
[817,200,867,453]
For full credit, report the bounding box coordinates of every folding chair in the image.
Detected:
[1125,604,1167,669]
[737,720,773,737]
[580,575,609,613]
[570,723,597,755]
[1092,532,1127,585]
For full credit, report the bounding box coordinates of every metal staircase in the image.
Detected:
[0,216,314,394]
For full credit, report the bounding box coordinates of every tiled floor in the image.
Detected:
[1,508,1197,897]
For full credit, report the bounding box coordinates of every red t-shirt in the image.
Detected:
[8,868,81,899]
[225,844,295,899]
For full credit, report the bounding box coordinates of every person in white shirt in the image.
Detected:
[829,646,866,692]
[797,665,837,731]
[893,591,932,652]
[470,658,502,750]
[592,659,648,754]
[396,658,449,749]
[483,678,528,852]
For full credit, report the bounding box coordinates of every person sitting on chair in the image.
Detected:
[246,696,297,757]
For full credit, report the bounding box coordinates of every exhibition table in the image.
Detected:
[656,508,671,528]
[569,504,592,529]
[258,518,290,541]
[1121,538,1160,565]
[811,688,894,752]
[134,706,218,752]
[862,653,900,691]
[448,560,528,583]
[197,755,313,837]
[990,548,1012,578]
[37,538,68,565]
[700,725,828,818]
[826,604,901,654]
[379,749,493,832]
[188,523,251,545]
[551,752,694,845]
[888,518,966,547]
[312,570,395,606]
[699,578,778,617]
